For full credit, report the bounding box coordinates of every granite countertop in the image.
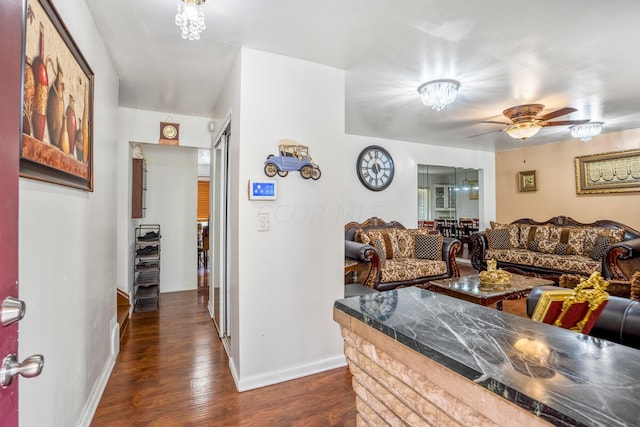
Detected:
[335,287,640,427]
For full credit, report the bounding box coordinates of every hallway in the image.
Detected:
[92,286,356,426]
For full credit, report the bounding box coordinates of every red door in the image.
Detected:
[0,0,25,424]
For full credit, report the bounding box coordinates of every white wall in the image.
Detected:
[228,48,346,390]
[342,134,496,230]
[18,0,120,425]
[141,145,198,293]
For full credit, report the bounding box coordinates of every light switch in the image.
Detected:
[257,213,269,231]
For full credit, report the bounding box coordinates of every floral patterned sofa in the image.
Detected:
[470,216,640,283]
[345,217,461,291]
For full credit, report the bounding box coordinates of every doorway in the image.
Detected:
[418,165,480,260]
[197,150,210,291]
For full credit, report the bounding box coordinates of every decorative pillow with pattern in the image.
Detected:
[567,228,590,255]
[631,271,640,301]
[490,222,520,248]
[372,238,387,267]
[388,228,413,258]
[537,239,559,254]
[528,239,539,252]
[356,229,369,244]
[486,228,511,249]
[582,227,606,256]
[589,235,611,261]
[415,234,443,260]
[548,226,563,242]
[519,225,538,249]
[598,228,626,244]
[554,242,575,255]
[379,228,401,259]
[534,225,553,242]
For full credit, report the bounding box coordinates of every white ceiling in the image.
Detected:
[86,0,640,152]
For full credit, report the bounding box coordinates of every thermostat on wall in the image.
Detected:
[248,179,277,200]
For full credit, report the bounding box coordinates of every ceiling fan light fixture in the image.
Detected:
[417,79,460,111]
[175,0,206,41]
[570,122,603,141]
[505,123,542,140]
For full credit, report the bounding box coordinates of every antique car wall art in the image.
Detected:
[264,140,321,180]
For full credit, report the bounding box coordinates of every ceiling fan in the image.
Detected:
[472,104,590,140]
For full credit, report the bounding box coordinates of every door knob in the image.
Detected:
[1,296,25,326]
[0,354,44,388]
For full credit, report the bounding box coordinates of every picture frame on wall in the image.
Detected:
[21,0,94,191]
[575,149,640,194]
[518,170,537,192]
[469,181,479,199]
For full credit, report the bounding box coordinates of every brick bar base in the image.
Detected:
[334,308,551,426]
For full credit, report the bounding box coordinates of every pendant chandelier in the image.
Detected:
[175,0,206,41]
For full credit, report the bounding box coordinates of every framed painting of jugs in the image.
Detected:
[21,0,94,191]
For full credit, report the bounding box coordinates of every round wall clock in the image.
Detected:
[159,122,180,144]
[162,124,178,139]
[356,145,395,191]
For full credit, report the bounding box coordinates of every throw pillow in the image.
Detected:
[382,229,399,259]
[355,229,369,244]
[631,271,640,301]
[568,228,590,255]
[534,225,552,242]
[598,228,626,244]
[528,239,539,252]
[372,238,387,267]
[490,222,520,248]
[589,235,611,261]
[537,239,558,254]
[486,228,511,250]
[415,234,443,260]
[548,226,563,242]
[518,225,537,249]
[554,242,574,255]
[390,228,413,258]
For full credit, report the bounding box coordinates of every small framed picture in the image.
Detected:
[518,170,537,192]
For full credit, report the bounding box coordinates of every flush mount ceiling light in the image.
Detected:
[570,122,604,141]
[175,0,206,41]
[417,79,460,111]
[505,122,543,140]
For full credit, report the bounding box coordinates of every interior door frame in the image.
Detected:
[211,118,231,349]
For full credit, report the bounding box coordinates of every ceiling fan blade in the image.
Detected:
[538,107,577,121]
[543,119,590,127]
[482,120,511,125]
[467,129,503,138]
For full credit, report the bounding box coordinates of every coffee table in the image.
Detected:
[422,274,554,311]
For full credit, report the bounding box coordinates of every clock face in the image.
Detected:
[357,145,394,191]
[162,125,178,139]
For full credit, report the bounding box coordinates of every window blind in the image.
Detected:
[197,180,210,222]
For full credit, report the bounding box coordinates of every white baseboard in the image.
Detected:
[234,354,347,392]
[76,321,119,427]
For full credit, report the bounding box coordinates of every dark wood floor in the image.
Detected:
[92,271,357,426]
[93,263,527,426]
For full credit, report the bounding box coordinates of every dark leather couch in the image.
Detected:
[527,285,640,350]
